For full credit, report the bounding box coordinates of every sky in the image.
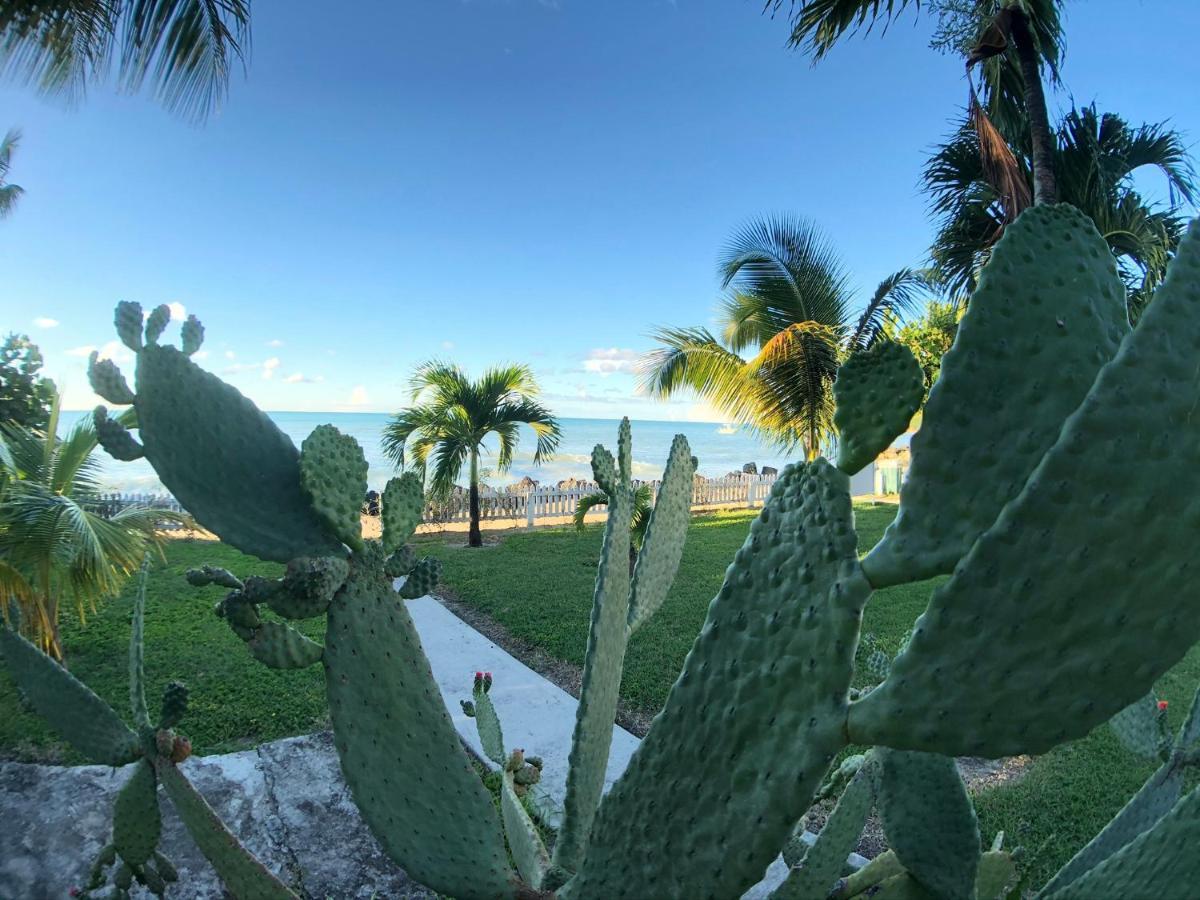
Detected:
[2,0,1197,420]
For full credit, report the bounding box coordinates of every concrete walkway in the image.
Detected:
[0,590,862,898]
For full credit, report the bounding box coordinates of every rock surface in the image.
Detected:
[0,731,433,900]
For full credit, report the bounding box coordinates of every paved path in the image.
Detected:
[0,588,864,898]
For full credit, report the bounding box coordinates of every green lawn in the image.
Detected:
[1,504,1195,886]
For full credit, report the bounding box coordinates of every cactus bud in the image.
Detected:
[170,735,192,763]
[460,699,476,717]
[484,671,493,692]
[1158,700,1169,711]
[159,681,189,730]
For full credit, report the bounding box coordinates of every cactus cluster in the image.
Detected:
[5,205,1200,898]
[0,568,296,899]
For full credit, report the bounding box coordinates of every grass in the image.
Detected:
[2,504,1196,886]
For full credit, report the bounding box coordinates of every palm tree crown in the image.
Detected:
[381,361,561,547]
[926,103,1197,313]
[0,0,250,120]
[640,215,929,459]
[0,394,186,659]
[0,128,22,218]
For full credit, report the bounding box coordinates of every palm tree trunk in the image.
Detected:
[468,449,482,548]
[1008,8,1057,205]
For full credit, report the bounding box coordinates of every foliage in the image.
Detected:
[889,300,961,396]
[0,0,250,120]
[925,103,1197,309]
[382,361,561,547]
[639,215,930,457]
[0,332,55,428]
[0,393,185,660]
[572,482,652,551]
[0,127,21,218]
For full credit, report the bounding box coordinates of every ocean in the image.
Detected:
[58,411,800,494]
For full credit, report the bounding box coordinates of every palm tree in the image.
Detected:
[382,362,562,548]
[0,393,186,661]
[639,215,930,459]
[766,1,1065,202]
[925,104,1197,316]
[0,0,249,120]
[573,483,653,570]
[0,128,22,218]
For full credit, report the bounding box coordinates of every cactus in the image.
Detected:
[863,204,1130,586]
[93,406,145,461]
[832,341,924,476]
[1108,692,1170,761]
[88,351,136,404]
[13,210,1196,899]
[0,571,296,899]
[381,471,424,553]
[300,423,368,551]
[465,670,506,766]
[772,756,876,899]
[249,621,324,669]
[396,555,442,599]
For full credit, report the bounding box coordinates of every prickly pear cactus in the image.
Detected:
[832,341,923,476]
[300,423,368,551]
[91,303,342,562]
[863,204,1130,586]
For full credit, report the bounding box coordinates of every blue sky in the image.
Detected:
[2,0,1197,419]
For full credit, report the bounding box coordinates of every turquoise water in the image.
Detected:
[59,411,797,494]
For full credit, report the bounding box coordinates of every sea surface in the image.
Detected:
[58,411,799,494]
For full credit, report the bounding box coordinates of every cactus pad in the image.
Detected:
[1040,763,1183,895]
[381,472,424,553]
[774,758,875,899]
[876,749,979,899]
[848,221,1200,757]
[833,341,924,476]
[181,315,204,355]
[113,760,161,866]
[0,625,140,766]
[88,352,136,404]
[397,556,441,599]
[185,565,244,590]
[1109,692,1167,760]
[133,341,341,562]
[115,301,144,352]
[324,552,515,898]
[554,455,634,870]
[591,444,617,495]
[384,544,417,578]
[271,556,350,618]
[93,407,145,461]
[249,621,324,669]
[470,680,506,766]
[1046,785,1200,899]
[300,424,368,551]
[501,771,550,890]
[145,304,171,345]
[571,461,871,898]
[863,205,1129,587]
[627,434,696,632]
[159,681,189,730]
[154,759,298,899]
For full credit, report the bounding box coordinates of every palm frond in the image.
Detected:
[0,0,249,120]
[849,267,934,350]
[572,491,610,531]
[765,1,920,59]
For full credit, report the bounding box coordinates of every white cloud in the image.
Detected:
[193,350,209,360]
[261,357,281,380]
[66,345,97,357]
[348,385,369,406]
[33,317,59,329]
[267,339,284,348]
[285,372,324,384]
[97,341,133,364]
[583,347,639,375]
[224,350,236,360]
[168,302,186,321]
[441,340,455,350]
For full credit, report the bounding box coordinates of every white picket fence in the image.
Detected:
[95,474,781,531]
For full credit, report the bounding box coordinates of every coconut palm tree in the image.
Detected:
[0,0,249,120]
[639,216,930,459]
[382,362,561,548]
[766,1,1065,202]
[925,104,1197,315]
[0,393,186,661]
[573,483,653,571]
[0,128,22,218]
